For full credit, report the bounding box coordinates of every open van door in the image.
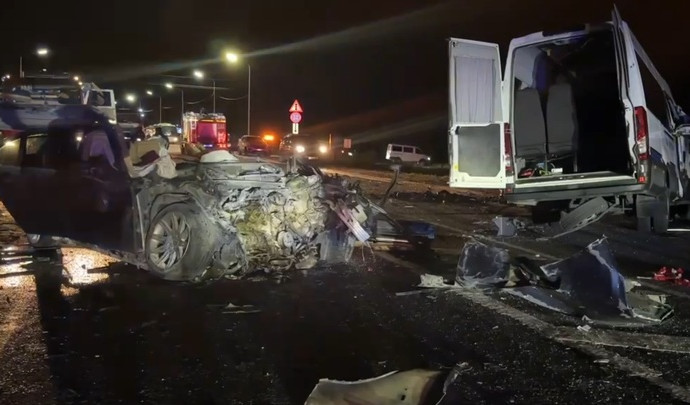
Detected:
[612,6,631,105]
[611,6,636,161]
[448,38,505,189]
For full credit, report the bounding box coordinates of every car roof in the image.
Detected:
[388,143,419,148]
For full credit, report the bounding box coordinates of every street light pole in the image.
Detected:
[212,79,216,113]
[181,89,185,120]
[19,57,22,78]
[159,96,162,122]
[247,64,251,135]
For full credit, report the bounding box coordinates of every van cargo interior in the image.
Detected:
[512,28,631,180]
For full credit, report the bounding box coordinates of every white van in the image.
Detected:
[448,7,690,234]
[386,143,431,165]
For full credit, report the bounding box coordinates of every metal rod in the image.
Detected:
[212,79,216,113]
[19,56,23,78]
[159,96,162,122]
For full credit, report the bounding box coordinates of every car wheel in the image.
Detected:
[145,203,215,281]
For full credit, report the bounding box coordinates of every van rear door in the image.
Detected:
[448,39,506,189]
[611,6,636,164]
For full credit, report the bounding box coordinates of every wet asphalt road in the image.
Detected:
[3,170,690,404]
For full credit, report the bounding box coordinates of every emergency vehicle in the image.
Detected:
[182,112,229,152]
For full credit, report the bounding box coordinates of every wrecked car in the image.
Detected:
[0,103,391,281]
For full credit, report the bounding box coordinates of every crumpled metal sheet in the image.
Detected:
[455,238,673,324]
[540,238,634,320]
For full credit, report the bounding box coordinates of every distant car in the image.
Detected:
[279,134,330,160]
[385,143,431,165]
[118,123,145,144]
[237,135,268,155]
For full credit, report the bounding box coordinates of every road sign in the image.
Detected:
[290,112,302,124]
[289,99,303,113]
[292,123,299,134]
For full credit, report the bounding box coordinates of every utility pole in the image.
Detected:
[247,65,251,135]
[212,79,216,113]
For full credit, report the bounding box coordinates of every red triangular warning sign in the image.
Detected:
[289,99,303,113]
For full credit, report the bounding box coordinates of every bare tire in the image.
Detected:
[145,203,215,281]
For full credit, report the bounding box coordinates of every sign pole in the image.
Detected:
[289,99,303,135]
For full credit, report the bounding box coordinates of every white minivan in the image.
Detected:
[448,7,690,234]
[386,143,431,165]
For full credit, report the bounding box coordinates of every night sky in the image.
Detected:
[1,0,687,157]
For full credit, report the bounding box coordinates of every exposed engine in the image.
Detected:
[219,173,329,271]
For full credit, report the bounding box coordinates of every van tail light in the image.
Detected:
[504,123,514,177]
[634,107,649,183]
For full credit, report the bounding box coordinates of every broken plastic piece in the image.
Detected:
[455,240,511,288]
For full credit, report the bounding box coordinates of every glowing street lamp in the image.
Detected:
[164,83,184,119]
[73,75,80,81]
[36,47,49,56]
[223,50,251,135]
[146,90,153,96]
[193,70,204,79]
[225,52,239,63]
[125,94,136,103]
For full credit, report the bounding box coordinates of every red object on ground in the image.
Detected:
[653,267,690,287]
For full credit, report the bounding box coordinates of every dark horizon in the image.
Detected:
[2,0,688,151]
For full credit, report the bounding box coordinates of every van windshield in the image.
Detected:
[511,28,631,178]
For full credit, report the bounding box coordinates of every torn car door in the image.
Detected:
[448,38,506,189]
[60,127,135,252]
[0,132,69,237]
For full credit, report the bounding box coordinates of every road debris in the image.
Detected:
[492,216,525,237]
[305,369,441,404]
[577,325,592,333]
[222,302,261,314]
[653,267,690,287]
[418,274,449,288]
[450,238,674,324]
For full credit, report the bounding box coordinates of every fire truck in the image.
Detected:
[181,112,229,152]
